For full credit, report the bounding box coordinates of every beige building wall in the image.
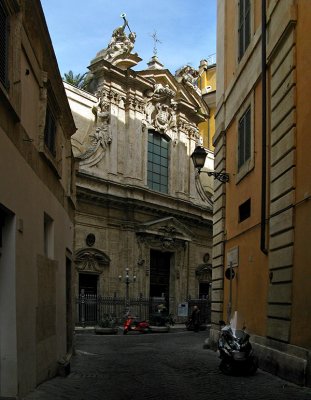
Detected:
[0,1,76,397]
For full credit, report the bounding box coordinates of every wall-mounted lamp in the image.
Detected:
[191,145,229,183]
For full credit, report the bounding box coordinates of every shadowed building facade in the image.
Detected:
[0,0,76,397]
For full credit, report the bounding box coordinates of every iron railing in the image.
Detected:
[76,294,211,326]
[76,294,167,326]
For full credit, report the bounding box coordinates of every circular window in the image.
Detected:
[203,253,210,263]
[86,233,96,247]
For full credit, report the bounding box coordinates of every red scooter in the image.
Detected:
[123,316,150,334]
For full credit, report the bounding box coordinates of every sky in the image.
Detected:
[40,0,217,78]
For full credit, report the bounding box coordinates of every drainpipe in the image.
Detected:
[261,0,268,254]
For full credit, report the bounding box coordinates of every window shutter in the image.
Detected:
[245,107,251,162]
[238,0,251,60]
[238,0,244,60]
[245,0,251,50]
[238,118,244,168]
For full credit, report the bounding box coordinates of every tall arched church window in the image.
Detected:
[147,131,169,194]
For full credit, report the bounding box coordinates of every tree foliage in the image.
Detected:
[63,70,88,89]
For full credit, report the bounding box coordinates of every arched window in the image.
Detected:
[147,131,169,193]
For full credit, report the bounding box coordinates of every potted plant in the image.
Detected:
[149,305,171,333]
[95,314,119,334]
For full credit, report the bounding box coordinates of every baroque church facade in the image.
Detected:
[66,17,213,318]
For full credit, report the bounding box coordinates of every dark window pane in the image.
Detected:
[154,144,161,155]
[153,154,160,165]
[239,198,251,222]
[238,106,251,169]
[238,120,244,168]
[245,108,251,161]
[153,135,161,145]
[161,166,168,176]
[245,9,251,49]
[161,147,168,157]
[147,162,153,173]
[161,156,168,168]
[44,105,57,156]
[147,131,169,193]
[153,164,160,174]
[238,0,251,59]
[161,138,168,148]
[0,2,8,87]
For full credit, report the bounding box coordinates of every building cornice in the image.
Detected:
[76,172,213,228]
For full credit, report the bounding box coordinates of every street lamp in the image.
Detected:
[191,145,229,183]
[119,268,136,308]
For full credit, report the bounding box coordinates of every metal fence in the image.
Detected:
[76,294,211,326]
[76,294,167,326]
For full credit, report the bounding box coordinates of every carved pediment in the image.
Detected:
[137,217,193,242]
[139,68,208,135]
[75,248,110,274]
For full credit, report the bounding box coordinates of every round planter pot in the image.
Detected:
[95,326,118,335]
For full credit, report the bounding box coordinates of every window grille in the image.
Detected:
[238,106,251,169]
[238,0,251,60]
[147,131,169,193]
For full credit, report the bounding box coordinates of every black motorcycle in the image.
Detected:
[218,320,258,375]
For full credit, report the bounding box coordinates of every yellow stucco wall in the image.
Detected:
[224,0,261,81]
[224,229,269,336]
[223,81,268,336]
[198,65,216,150]
[221,0,311,348]
[225,83,263,237]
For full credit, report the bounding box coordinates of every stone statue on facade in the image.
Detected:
[98,14,137,63]
[78,98,112,167]
[175,65,201,94]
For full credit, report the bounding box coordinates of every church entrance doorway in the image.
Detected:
[150,249,171,310]
[79,273,98,296]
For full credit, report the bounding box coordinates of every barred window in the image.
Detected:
[0,1,9,87]
[238,0,251,60]
[238,106,251,169]
[147,131,169,194]
[44,104,57,156]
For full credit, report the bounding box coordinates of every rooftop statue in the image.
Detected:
[99,14,137,63]
[175,65,201,94]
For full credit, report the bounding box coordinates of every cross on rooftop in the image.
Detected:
[151,30,162,57]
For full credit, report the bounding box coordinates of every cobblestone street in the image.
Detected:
[22,330,311,400]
